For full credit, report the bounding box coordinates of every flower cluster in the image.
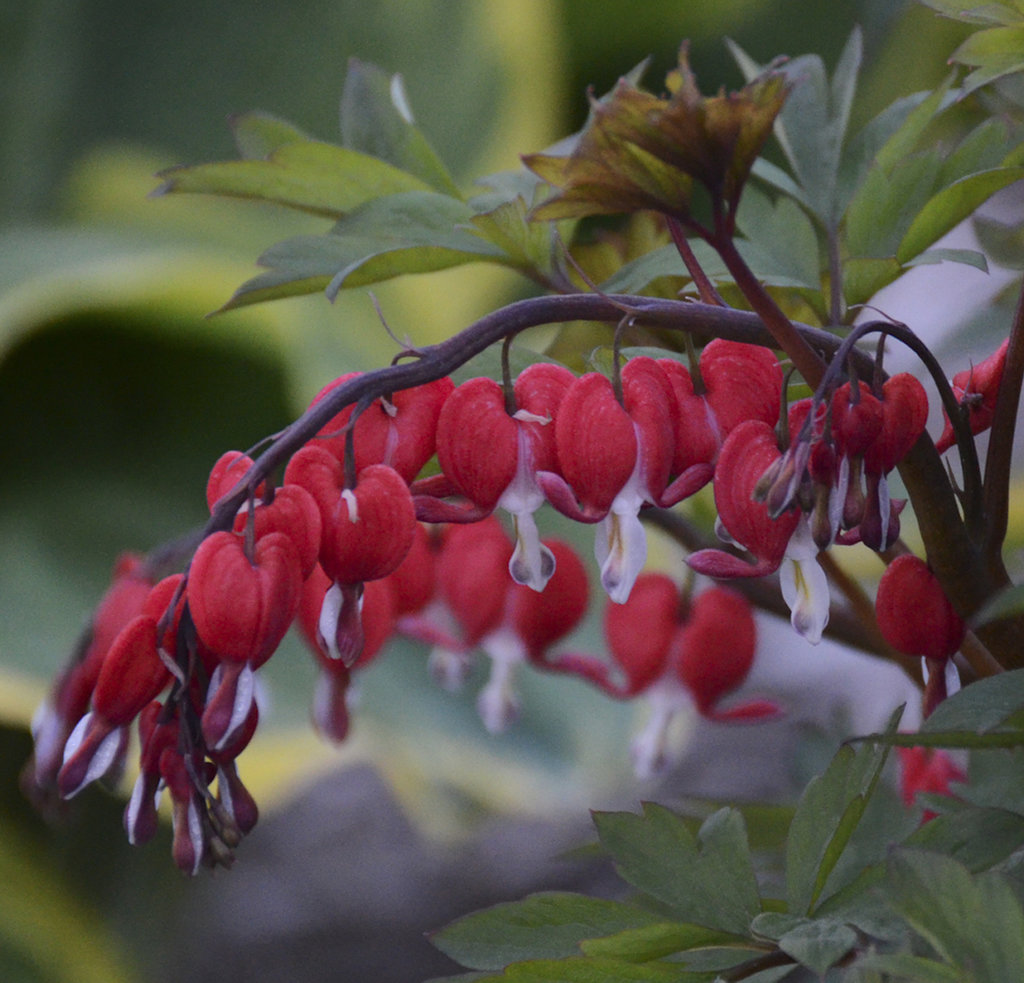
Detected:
[29,328,994,872]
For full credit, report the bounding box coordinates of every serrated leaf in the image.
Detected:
[467,173,574,283]
[154,141,433,219]
[898,167,1024,262]
[339,59,461,197]
[429,892,667,971]
[786,708,901,915]
[593,805,760,935]
[229,111,310,160]
[580,922,737,962]
[776,917,858,976]
[887,849,1024,980]
[730,30,862,226]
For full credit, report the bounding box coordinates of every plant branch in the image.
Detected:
[982,274,1024,572]
[707,232,828,388]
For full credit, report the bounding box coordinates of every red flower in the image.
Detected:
[936,338,1009,454]
[310,374,453,483]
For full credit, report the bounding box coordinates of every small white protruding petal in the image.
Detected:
[779,518,830,645]
[596,510,648,605]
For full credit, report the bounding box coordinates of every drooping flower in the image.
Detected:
[875,553,964,714]
[298,566,396,743]
[897,746,966,821]
[28,553,154,795]
[539,358,679,603]
[426,363,574,590]
[935,338,1009,454]
[859,373,929,551]
[285,446,415,664]
[187,529,303,749]
[600,574,777,777]
[689,420,830,643]
[309,373,453,483]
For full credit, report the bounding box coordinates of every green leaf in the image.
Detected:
[500,957,703,982]
[835,92,931,217]
[887,849,1024,980]
[154,141,433,219]
[339,58,462,197]
[952,24,1024,68]
[776,917,859,976]
[854,952,961,983]
[229,110,310,160]
[580,923,738,962]
[973,582,1024,627]
[734,187,821,288]
[220,191,506,309]
[468,172,573,283]
[907,806,1024,870]
[874,80,952,173]
[923,668,1024,734]
[786,708,901,915]
[844,151,943,259]
[898,167,1024,262]
[429,892,667,971]
[906,248,989,272]
[593,805,760,935]
[730,29,863,225]
[916,0,1024,25]
[842,257,903,307]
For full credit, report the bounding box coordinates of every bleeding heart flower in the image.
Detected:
[206,451,266,512]
[539,358,681,603]
[29,553,153,793]
[285,448,415,665]
[231,483,323,579]
[310,373,453,483]
[426,364,574,591]
[689,420,829,643]
[475,536,590,734]
[299,567,396,743]
[58,614,169,798]
[860,373,929,551]
[188,530,302,749]
[936,338,1009,454]
[690,420,799,578]
[876,553,964,714]
[699,338,783,437]
[897,746,966,821]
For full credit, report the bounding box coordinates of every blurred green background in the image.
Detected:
[0,2,971,981]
